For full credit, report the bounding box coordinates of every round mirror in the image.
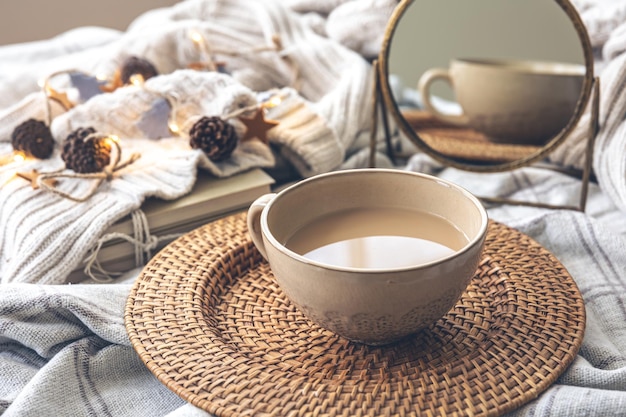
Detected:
[379,0,595,172]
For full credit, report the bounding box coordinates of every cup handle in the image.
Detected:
[246,193,276,260]
[417,68,469,126]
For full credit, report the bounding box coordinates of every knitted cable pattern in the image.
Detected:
[0,0,393,284]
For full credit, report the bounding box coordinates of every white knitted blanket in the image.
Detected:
[1,1,626,416]
[0,0,396,285]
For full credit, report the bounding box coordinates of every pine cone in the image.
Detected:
[189,116,238,162]
[11,119,55,159]
[61,127,112,173]
[120,56,158,84]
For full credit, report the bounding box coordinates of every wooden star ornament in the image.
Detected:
[99,69,124,93]
[45,85,74,110]
[16,170,58,190]
[239,108,279,145]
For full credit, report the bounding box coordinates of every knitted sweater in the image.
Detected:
[0,0,397,284]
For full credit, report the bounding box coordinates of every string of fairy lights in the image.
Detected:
[2,29,294,200]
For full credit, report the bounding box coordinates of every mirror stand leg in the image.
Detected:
[377,75,395,165]
[578,76,600,212]
[369,60,395,168]
[369,60,380,168]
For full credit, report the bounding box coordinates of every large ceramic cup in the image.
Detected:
[247,169,488,345]
[418,58,585,145]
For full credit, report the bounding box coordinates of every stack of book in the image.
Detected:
[70,168,275,282]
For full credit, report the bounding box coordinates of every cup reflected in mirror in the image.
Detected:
[247,168,488,345]
[418,58,585,146]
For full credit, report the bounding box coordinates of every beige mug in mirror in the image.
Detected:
[417,58,585,146]
[247,168,488,345]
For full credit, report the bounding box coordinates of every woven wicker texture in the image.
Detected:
[125,212,585,417]
[402,110,542,163]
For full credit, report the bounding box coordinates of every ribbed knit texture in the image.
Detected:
[51,70,256,140]
[0,0,396,284]
[50,70,276,178]
[326,0,398,58]
[266,88,343,177]
[0,137,205,284]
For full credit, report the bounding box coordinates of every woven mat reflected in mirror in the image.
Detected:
[125,212,585,417]
[403,109,543,164]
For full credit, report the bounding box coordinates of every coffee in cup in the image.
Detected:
[247,169,488,345]
[286,206,467,269]
[417,58,585,145]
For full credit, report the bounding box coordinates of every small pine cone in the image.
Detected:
[189,116,238,162]
[120,56,158,84]
[61,127,112,173]
[11,119,55,159]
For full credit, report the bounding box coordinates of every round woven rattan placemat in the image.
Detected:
[125,212,585,417]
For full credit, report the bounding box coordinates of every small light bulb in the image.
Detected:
[103,135,120,148]
[191,31,204,45]
[266,95,283,108]
[169,122,180,134]
[130,74,145,87]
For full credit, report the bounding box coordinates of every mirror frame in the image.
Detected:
[378,0,595,173]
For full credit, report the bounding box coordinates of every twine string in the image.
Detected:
[157,86,287,137]
[42,69,83,111]
[36,136,141,202]
[42,70,70,125]
[179,100,265,135]
[43,90,52,126]
[83,209,182,282]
